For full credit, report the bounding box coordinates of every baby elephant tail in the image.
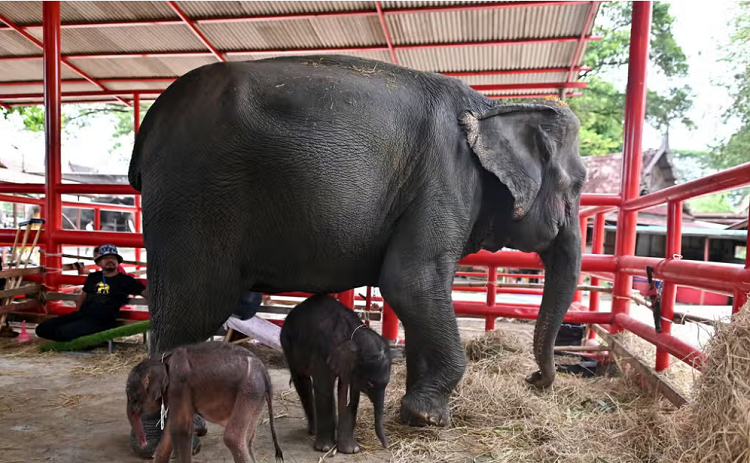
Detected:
[262,366,284,462]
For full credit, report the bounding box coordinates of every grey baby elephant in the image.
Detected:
[126,341,283,463]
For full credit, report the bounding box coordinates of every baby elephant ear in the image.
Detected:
[328,340,358,382]
[460,106,550,220]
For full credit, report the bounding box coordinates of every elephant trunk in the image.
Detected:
[371,388,389,448]
[128,408,147,449]
[527,222,582,389]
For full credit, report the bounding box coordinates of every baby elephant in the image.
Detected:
[281,294,392,454]
[126,342,283,463]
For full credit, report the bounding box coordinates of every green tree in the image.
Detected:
[708,2,750,170]
[568,2,693,156]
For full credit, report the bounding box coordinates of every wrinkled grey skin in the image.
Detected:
[281,294,392,454]
[126,342,283,463]
[129,54,585,429]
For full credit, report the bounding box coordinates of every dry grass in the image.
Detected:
[662,307,750,462]
[354,329,675,462]
[351,309,750,462]
[69,343,147,378]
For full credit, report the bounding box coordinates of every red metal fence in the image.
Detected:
[0,1,747,380]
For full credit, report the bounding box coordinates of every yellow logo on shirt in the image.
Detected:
[96,282,110,295]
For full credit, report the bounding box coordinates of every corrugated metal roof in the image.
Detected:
[25,25,208,54]
[59,1,177,23]
[0,81,96,95]
[0,1,601,104]
[0,30,40,56]
[226,49,392,63]
[0,1,42,27]
[0,59,79,82]
[396,42,577,72]
[68,56,218,79]
[198,16,384,51]
[387,3,591,45]
[178,1,374,18]
[452,71,567,86]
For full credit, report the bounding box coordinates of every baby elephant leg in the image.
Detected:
[224,389,264,463]
[336,381,361,454]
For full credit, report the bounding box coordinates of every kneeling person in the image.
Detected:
[36,244,147,342]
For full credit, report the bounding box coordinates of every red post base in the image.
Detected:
[382,301,398,341]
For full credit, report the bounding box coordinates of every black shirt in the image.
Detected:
[79,271,146,323]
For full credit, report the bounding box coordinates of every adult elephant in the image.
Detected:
[130,55,585,428]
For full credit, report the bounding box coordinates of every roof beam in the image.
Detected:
[0,35,601,62]
[166,1,225,62]
[0,2,593,31]
[0,12,129,106]
[566,1,601,82]
[0,83,586,102]
[374,1,398,64]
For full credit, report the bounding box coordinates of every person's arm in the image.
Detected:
[75,291,87,310]
[77,274,96,310]
[125,275,147,299]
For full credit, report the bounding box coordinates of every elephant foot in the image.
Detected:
[129,413,203,459]
[399,391,450,427]
[194,414,208,437]
[314,438,336,453]
[525,370,554,389]
[337,438,361,454]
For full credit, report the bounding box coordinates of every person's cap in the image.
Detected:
[95,244,123,264]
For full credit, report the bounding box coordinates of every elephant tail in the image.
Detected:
[261,364,284,462]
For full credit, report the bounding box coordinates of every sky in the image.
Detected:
[0,2,743,173]
[602,1,742,152]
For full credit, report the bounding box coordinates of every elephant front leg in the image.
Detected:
[336,382,361,454]
[380,253,467,428]
[312,373,336,452]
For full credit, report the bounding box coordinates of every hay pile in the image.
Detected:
[663,307,750,462]
[356,330,673,463]
[350,309,750,463]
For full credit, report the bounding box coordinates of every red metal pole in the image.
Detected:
[573,216,588,303]
[611,1,652,332]
[338,290,355,309]
[700,236,709,305]
[374,1,398,64]
[565,1,600,83]
[94,209,100,231]
[133,93,143,265]
[43,1,62,297]
[485,266,498,331]
[733,205,750,313]
[167,1,225,62]
[454,301,613,324]
[656,200,682,371]
[588,213,605,340]
[382,301,398,342]
[614,313,705,370]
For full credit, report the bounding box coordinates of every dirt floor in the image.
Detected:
[0,318,533,463]
[0,341,398,463]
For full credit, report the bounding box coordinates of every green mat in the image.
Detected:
[41,320,151,352]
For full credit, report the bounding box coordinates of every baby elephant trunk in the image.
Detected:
[370,388,389,448]
[128,408,147,449]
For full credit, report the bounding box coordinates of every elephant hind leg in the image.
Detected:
[147,250,244,354]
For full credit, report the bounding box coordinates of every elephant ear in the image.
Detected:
[328,340,358,383]
[460,105,559,220]
[143,363,169,402]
